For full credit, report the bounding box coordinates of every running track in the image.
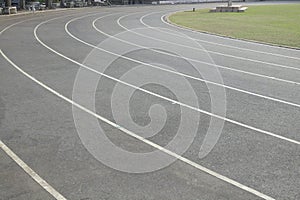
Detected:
[0,3,299,200]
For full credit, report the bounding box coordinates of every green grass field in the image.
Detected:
[169,4,300,48]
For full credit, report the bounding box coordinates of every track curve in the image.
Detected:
[1,4,300,200]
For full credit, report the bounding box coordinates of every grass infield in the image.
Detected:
[168,4,300,48]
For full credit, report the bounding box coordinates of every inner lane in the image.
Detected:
[92,13,300,103]
[64,12,297,141]
[140,12,300,66]
[146,11,300,59]
[116,12,300,82]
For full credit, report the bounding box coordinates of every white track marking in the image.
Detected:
[0,137,67,200]
[34,14,300,145]
[0,9,88,36]
[117,15,300,86]
[160,11,300,53]
[91,15,300,108]
[0,48,276,200]
[140,12,300,61]
[118,13,300,72]
[1,20,31,35]
[0,8,74,20]
[0,18,68,200]
[0,9,97,35]
[0,11,104,200]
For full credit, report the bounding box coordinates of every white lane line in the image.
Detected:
[160,11,300,53]
[0,20,31,35]
[0,139,67,200]
[0,11,104,200]
[138,12,300,61]
[0,48,276,200]
[35,14,300,145]
[117,14,300,86]
[0,9,82,34]
[119,13,300,72]
[91,15,300,108]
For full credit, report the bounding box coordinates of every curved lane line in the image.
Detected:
[117,13,300,72]
[0,139,67,200]
[0,11,102,200]
[160,11,300,53]
[0,18,70,200]
[140,11,300,61]
[91,14,300,108]
[0,8,91,34]
[1,18,276,199]
[0,48,276,200]
[117,14,300,86]
[34,13,300,145]
[66,13,300,145]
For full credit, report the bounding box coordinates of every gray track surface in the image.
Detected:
[0,2,299,200]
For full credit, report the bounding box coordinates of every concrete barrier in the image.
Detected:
[210,5,248,12]
[3,7,18,15]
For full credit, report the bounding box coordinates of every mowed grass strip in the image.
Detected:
[169,4,300,48]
